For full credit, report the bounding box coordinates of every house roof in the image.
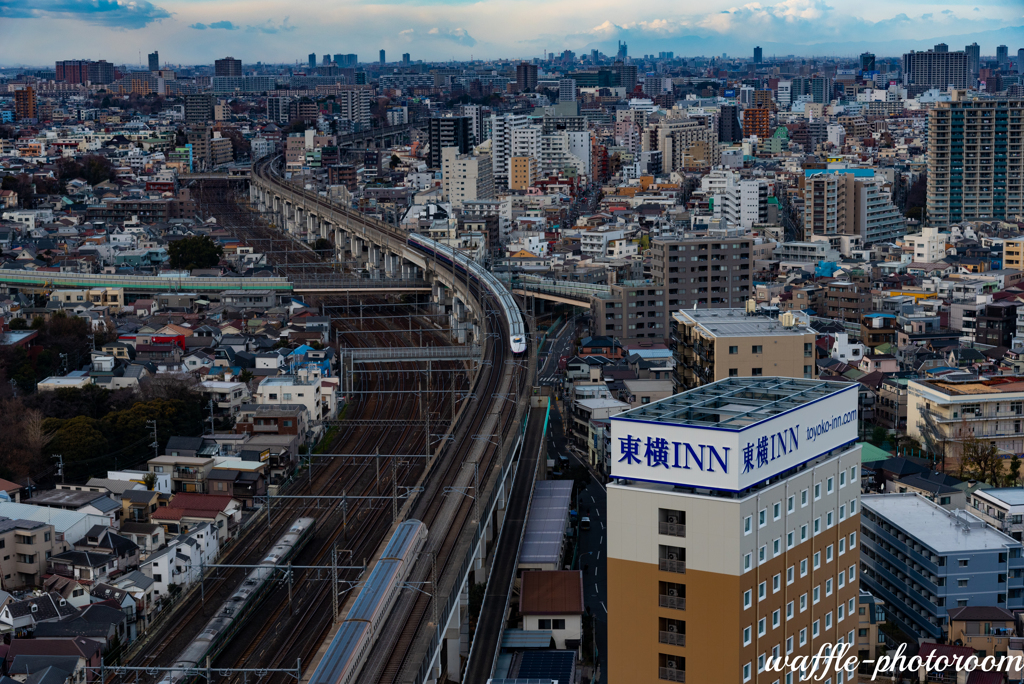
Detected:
[947,606,1016,622]
[7,636,100,660]
[520,570,584,615]
[166,492,237,513]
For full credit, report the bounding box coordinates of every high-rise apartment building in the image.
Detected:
[859,52,875,72]
[903,48,969,89]
[379,49,386,65]
[490,114,531,188]
[441,147,494,209]
[712,177,771,229]
[215,57,242,77]
[648,117,720,172]
[148,51,159,72]
[516,62,538,91]
[719,104,742,142]
[927,95,1024,225]
[803,169,905,244]
[56,60,89,84]
[267,96,292,124]
[14,87,36,121]
[509,156,538,190]
[87,60,115,85]
[753,46,762,64]
[402,53,410,66]
[558,78,576,102]
[308,53,316,69]
[998,45,1009,66]
[611,62,638,91]
[608,377,861,684]
[185,93,215,124]
[966,43,981,78]
[428,116,474,168]
[335,87,372,126]
[742,108,770,139]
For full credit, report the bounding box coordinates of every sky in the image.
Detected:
[0,0,1022,67]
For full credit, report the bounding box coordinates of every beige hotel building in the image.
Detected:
[609,377,862,683]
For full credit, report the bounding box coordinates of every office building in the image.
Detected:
[402,53,410,66]
[308,53,316,69]
[753,46,762,64]
[608,377,861,684]
[672,309,816,389]
[88,60,115,85]
[860,493,1024,642]
[428,116,474,168]
[559,78,576,102]
[322,54,331,65]
[742,108,770,139]
[927,95,1024,225]
[966,43,981,78]
[617,40,627,60]
[611,62,638,91]
[379,49,385,65]
[516,62,538,91]
[214,57,242,77]
[14,87,36,121]
[998,45,1009,66]
[803,169,905,244]
[903,48,969,89]
[441,147,494,209]
[148,51,159,72]
[860,53,875,72]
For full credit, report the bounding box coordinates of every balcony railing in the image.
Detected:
[660,631,686,646]
[660,595,686,610]
[659,668,686,682]
[659,522,687,538]
[660,559,686,573]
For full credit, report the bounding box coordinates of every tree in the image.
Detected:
[389,154,401,169]
[1010,454,1022,487]
[8,318,26,330]
[143,472,158,490]
[870,426,887,446]
[167,235,224,270]
[956,420,1003,485]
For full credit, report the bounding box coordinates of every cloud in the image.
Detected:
[421,26,476,45]
[189,20,238,30]
[0,0,170,28]
[246,17,296,34]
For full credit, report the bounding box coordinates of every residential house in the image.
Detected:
[147,455,215,494]
[946,606,1016,659]
[47,550,117,587]
[141,522,218,599]
[0,593,79,637]
[519,570,585,650]
[151,493,240,542]
[0,517,60,590]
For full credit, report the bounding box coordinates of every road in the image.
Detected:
[538,314,580,387]
[545,363,607,681]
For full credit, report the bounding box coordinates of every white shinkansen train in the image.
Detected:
[406,233,527,354]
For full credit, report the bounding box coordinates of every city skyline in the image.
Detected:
[0,0,1022,66]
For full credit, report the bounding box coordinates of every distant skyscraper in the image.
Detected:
[966,43,981,77]
[617,40,627,60]
[322,54,331,65]
[591,49,599,64]
[334,54,344,67]
[934,43,948,53]
[516,61,538,91]
[859,52,875,72]
[379,49,386,65]
[903,49,969,90]
[148,51,159,72]
[1019,49,1024,75]
[558,78,576,102]
[215,57,242,77]
[997,45,1009,66]
[14,86,36,121]
[308,53,316,69]
[753,46,762,64]
[402,53,410,66]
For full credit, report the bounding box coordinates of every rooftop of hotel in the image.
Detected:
[613,376,853,429]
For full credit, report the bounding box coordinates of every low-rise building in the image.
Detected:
[0,517,60,589]
[856,590,887,661]
[519,570,585,650]
[141,521,218,599]
[147,455,216,494]
[570,397,628,450]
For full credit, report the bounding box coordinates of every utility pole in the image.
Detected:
[146,420,159,460]
[206,399,215,435]
[53,454,64,484]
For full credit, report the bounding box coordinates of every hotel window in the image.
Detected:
[759,581,767,600]
[787,532,794,549]
[848,565,856,582]
[773,574,781,592]
[744,663,752,683]
[787,636,794,654]
[848,598,855,614]
[827,476,834,494]
[850,500,857,515]
[787,566,794,585]
[774,502,781,520]
[744,515,752,535]
[758,618,767,636]
[744,553,752,572]
[759,509,767,527]
[813,586,820,604]
[849,532,857,548]
[825,612,833,630]
[800,593,807,612]
[760,546,767,563]
[827,544,834,562]
[801,524,808,542]
[744,626,752,645]
[799,628,807,646]
[839,538,846,555]
[788,495,795,513]
[838,570,845,589]
[827,511,834,528]
[850,466,857,482]
[801,489,808,506]
[744,589,752,609]
[838,604,845,621]
[839,504,846,521]
[758,654,766,673]
[814,518,821,534]
[815,483,821,500]
[826,578,833,596]
[813,620,820,638]
[773,538,781,555]
[772,609,780,628]
[814,551,821,569]
[840,471,846,488]
[787,601,794,620]
[800,559,808,577]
